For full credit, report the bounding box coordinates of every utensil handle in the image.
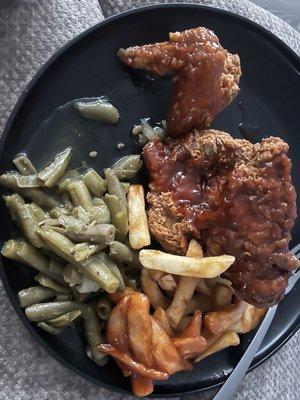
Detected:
[213,305,278,400]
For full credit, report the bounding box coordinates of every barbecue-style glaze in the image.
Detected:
[143,130,298,307]
[118,27,241,136]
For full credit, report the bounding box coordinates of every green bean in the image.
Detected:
[89,205,110,225]
[22,188,61,210]
[82,169,107,197]
[104,194,119,220]
[71,206,90,224]
[3,194,25,223]
[104,169,127,211]
[121,182,130,194]
[30,203,49,222]
[81,255,119,293]
[109,241,141,267]
[58,179,72,193]
[13,153,37,176]
[48,310,82,328]
[56,293,74,301]
[76,275,100,294]
[63,264,83,287]
[37,322,61,335]
[18,286,56,308]
[114,210,128,241]
[34,273,71,295]
[58,169,81,183]
[0,171,41,189]
[58,215,86,234]
[74,97,119,124]
[112,155,142,180]
[68,180,93,210]
[38,148,72,187]
[83,304,108,365]
[25,301,83,321]
[71,242,101,262]
[93,296,112,320]
[36,227,118,291]
[141,118,166,141]
[17,204,44,247]
[61,191,70,203]
[95,252,125,292]
[49,205,71,219]
[1,239,24,263]
[48,259,65,276]
[66,224,116,245]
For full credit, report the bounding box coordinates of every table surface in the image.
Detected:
[252,0,300,31]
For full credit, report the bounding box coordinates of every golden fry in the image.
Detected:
[139,250,235,278]
[127,185,151,249]
[127,292,153,367]
[186,239,204,258]
[204,301,246,334]
[153,307,173,337]
[195,279,212,296]
[158,274,177,291]
[184,294,214,315]
[98,344,169,380]
[150,316,183,375]
[148,269,164,281]
[194,331,240,362]
[141,269,169,310]
[213,284,233,309]
[233,303,266,334]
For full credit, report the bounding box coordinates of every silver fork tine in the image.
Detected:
[291,243,300,255]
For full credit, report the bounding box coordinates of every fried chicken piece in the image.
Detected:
[143,130,298,307]
[118,27,241,136]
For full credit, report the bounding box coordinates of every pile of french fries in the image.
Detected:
[98,185,266,396]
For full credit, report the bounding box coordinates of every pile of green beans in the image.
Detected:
[0,148,143,367]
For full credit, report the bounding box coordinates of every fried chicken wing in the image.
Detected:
[118,27,241,136]
[143,130,298,307]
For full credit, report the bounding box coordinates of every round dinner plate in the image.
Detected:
[0,4,299,397]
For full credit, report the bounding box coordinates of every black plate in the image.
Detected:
[0,4,299,397]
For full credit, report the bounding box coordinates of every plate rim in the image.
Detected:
[0,3,299,397]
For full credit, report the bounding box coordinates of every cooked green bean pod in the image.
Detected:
[4,193,25,222]
[31,203,49,222]
[81,255,119,293]
[38,148,72,187]
[71,242,101,262]
[48,309,82,328]
[104,194,119,220]
[109,241,141,267]
[58,169,81,183]
[82,169,107,197]
[83,304,108,365]
[112,155,142,180]
[13,153,37,176]
[93,296,112,320]
[34,273,71,295]
[22,188,61,210]
[71,206,90,224]
[89,205,110,224]
[74,97,119,124]
[121,182,130,193]
[48,259,65,276]
[56,293,74,301]
[58,215,86,234]
[18,286,56,308]
[1,239,24,263]
[63,264,83,287]
[114,210,128,241]
[49,205,71,219]
[25,301,83,321]
[104,169,127,211]
[141,118,166,141]
[0,171,41,189]
[17,204,44,248]
[95,252,125,292]
[37,321,61,335]
[76,275,100,293]
[68,180,93,210]
[66,223,116,245]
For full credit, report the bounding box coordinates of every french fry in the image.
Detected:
[172,336,207,359]
[213,284,233,309]
[126,292,153,367]
[131,375,153,397]
[153,307,173,337]
[141,269,169,310]
[109,286,135,304]
[194,331,240,362]
[186,239,204,258]
[179,310,202,338]
[195,279,212,296]
[204,301,246,334]
[139,250,235,278]
[98,344,169,380]
[127,185,151,249]
[233,303,266,334]
[184,294,214,315]
[158,274,177,291]
[148,270,164,281]
[150,316,183,375]
[166,276,197,327]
